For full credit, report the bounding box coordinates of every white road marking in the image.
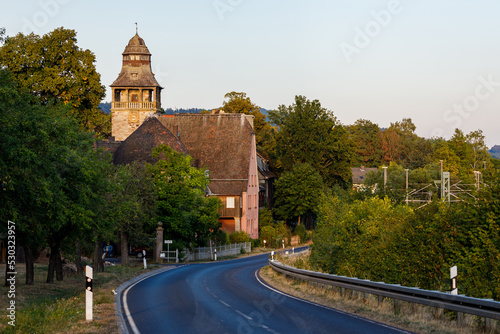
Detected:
[122,266,184,334]
[254,270,412,334]
[219,300,231,307]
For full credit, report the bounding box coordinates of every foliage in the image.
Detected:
[149,145,221,250]
[273,163,324,227]
[293,224,308,243]
[228,231,250,244]
[269,95,353,188]
[311,178,500,300]
[0,28,109,137]
[0,68,113,281]
[105,162,157,255]
[220,91,277,162]
[347,119,383,167]
[260,226,276,248]
[258,208,274,228]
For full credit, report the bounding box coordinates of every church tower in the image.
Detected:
[111,30,163,141]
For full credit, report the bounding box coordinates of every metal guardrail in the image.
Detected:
[269,260,500,320]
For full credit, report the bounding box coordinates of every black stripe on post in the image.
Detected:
[86,277,93,292]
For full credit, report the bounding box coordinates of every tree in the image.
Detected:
[273,163,324,228]
[269,95,353,188]
[107,162,157,266]
[149,145,221,250]
[0,69,111,283]
[348,119,383,167]
[0,27,109,136]
[0,27,5,44]
[220,91,277,161]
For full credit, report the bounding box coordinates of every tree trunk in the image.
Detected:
[75,239,84,275]
[93,240,104,272]
[55,248,63,281]
[23,244,34,285]
[121,229,129,266]
[4,255,12,287]
[47,245,57,283]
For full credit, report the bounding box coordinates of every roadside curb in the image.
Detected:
[114,265,181,334]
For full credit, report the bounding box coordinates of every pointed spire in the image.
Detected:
[135,22,138,34]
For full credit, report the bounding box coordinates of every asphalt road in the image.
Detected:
[120,251,411,334]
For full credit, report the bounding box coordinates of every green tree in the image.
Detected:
[273,163,324,228]
[0,69,111,283]
[150,145,221,250]
[347,119,383,167]
[106,162,157,266]
[221,91,277,162]
[269,95,353,188]
[0,28,108,136]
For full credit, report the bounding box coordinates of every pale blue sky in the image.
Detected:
[2,1,500,147]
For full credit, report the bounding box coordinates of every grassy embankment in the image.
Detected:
[0,261,159,334]
[259,250,499,334]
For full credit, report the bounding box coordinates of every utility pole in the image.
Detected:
[382,167,388,189]
[405,169,409,205]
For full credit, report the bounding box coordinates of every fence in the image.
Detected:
[183,242,251,262]
[160,249,179,263]
[269,259,500,325]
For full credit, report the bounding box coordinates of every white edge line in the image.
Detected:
[119,265,185,334]
[254,269,413,334]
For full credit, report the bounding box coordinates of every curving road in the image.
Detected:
[119,251,411,334]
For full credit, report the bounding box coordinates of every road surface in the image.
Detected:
[119,252,411,334]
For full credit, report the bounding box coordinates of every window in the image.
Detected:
[131,94,138,102]
[226,197,235,209]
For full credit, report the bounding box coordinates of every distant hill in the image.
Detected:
[490,145,500,159]
[98,104,272,117]
[164,108,205,114]
[99,102,111,115]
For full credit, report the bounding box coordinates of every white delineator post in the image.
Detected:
[143,250,147,269]
[271,251,274,261]
[214,248,217,261]
[451,266,458,295]
[85,265,93,321]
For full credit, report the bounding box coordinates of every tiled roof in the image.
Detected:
[110,65,161,88]
[351,167,378,184]
[113,117,188,165]
[123,33,151,55]
[158,114,255,194]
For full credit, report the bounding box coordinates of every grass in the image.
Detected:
[260,252,499,334]
[0,262,161,334]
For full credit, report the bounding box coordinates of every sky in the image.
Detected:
[1,0,500,147]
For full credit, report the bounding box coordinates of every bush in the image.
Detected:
[259,208,274,228]
[294,224,307,243]
[229,231,250,244]
[260,226,276,247]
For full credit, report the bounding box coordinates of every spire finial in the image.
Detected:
[135,22,138,34]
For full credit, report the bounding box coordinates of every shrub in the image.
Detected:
[294,224,307,243]
[229,231,250,244]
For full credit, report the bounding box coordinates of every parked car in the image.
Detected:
[129,246,152,258]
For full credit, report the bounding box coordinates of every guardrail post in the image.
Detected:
[394,299,401,315]
[378,295,383,306]
[457,312,463,327]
